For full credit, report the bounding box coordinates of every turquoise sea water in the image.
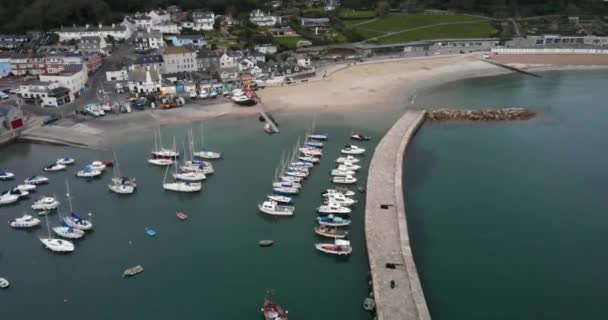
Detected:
[0,109,405,319]
[406,70,608,319]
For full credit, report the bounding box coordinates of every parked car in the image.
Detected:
[0,92,9,99]
[42,115,59,125]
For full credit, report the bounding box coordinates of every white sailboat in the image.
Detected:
[173,134,207,182]
[109,152,136,194]
[151,126,179,159]
[163,146,202,193]
[336,155,360,164]
[193,122,222,160]
[340,145,366,155]
[24,175,49,185]
[43,163,67,172]
[63,181,93,231]
[40,208,75,253]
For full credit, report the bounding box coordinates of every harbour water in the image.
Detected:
[0,109,402,319]
[406,70,608,319]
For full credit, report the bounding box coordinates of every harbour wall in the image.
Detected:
[365,110,430,320]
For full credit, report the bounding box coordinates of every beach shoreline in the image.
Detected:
[19,53,608,148]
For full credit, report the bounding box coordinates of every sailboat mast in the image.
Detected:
[158,125,164,150]
[200,122,205,148]
[65,180,73,213]
[113,151,120,178]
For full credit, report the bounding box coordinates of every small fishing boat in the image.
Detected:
[315,239,352,255]
[317,202,352,214]
[16,184,36,192]
[341,145,366,155]
[43,163,66,172]
[299,147,322,157]
[330,169,356,177]
[337,163,361,171]
[8,188,29,198]
[298,156,320,164]
[89,161,106,171]
[351,133,371,141]
[308,133,328,141]
[290,161,314,168]
[31,197,60,210]
[173,171,206,182]
[56,157,75,165]
[322,189,355,197]
[76,166,102,178]
[272,181,302,189]
[336,155,360,164]
[0,171,15,180]
[123,265,143,277]
[258,200,295,216]
[145,228,156,236]
[305,140,324,148]
[267,195,292,204]
[314,226,349,239]
[231,94,256,106]
[317,214,351,227]
[258,240,274,247]
[176,211,188,220]
[24,176,49,185]
[324,193,357,206]
[0,277,9,288]
[83,104,104,117]
[273,186,300,195]
[148,158,173,166]
[53,225,85,239]
[279,176,303,183]
[331,175,357,184]
[9,214,41,228]
[262,297,289,320]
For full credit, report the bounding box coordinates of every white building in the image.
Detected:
[39,64,88,99]
[56,24,132,42]
[237,58,255,72]
[220,52,239,69]
[249,10,281,27]
[162,47,197,74]
[128,69,162,93]
[192,10,215,31]
[148,10,171,24]
[254,44,278,55]
[150,22,180,35]
[18,81,73,107]
[134,30,164,51]
[295,54,311,68]
[106,69,128,81]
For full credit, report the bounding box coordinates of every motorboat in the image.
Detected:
[315,239,352,255]
[298,156,320,164]
[290,161,314,168]
[314,226,349,239]
[285,171,308,178]
[341,145,366,155]
[9,214,41,228]
[231,94,256,106]
[262,298,289,320]
[317,214,351,227]
[24,176,48,185]
[0,171,15,180]
[16,184,36,192]
[199,89,209,99]
[267,195,292,204]
[209,90,218,99]
[53,225,85,239]
[63,213,93,231]
[76,166,102,178]
[337,163,361,171]
[308,133,328,141]
[305,140,324,148]
[336,155,360,164]
[330,169,356,177]
[317,202,351,214]
[43,163,66,172]
[173,171,206,182]
[351,133,371,141]
[258,200,294,216]
[56,157,75,165]
[273,186,299,195]
[32,197,60,210]
[193,149,222,160]
[279,176,303,183]
[324,193,357,206]
[123,265,144,277]
[89,161,106,171]
[163,181,202,192]
[8,188,29,198]
[331,175,357,184]
[322,188,356,197]
[40,238,75,252]
[299,147,322,157]
[272,181,302,189]
[148,158,173,166]
[0,278,8,288]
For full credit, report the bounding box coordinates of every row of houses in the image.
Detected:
[18,63,89,107]
[0,52,102,77]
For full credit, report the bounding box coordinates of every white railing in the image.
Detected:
[492,47,608,54]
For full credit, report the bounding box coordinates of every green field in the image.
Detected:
[274,36,306,49]
[357,14,485,32]
[339,10,376,19]
[375,21,497,44]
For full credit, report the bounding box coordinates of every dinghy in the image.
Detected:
[123,265,143,277]
[56,157,75,165]
[24,176,49,185]
[315,239,352,255]
[262,296,289,320]
[0,171,15,180]
[0,278,9,288]
[176,211,188,220]
[350,133,371,141]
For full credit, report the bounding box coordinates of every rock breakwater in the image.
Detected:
[425,107,536,121]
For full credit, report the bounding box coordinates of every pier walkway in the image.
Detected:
[365,110,430,320]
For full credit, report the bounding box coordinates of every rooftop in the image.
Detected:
[164,47,194,55]
[169,34,206,40]
[128,70,161,82]
[135,30,163,38]
[58,25,127,33]
[134,54,164,65]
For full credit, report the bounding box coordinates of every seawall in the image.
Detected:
[365,109,430,320]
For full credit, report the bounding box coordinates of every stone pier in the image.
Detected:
[365,110,430,320]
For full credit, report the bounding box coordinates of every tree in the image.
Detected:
[376,1,390,17]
